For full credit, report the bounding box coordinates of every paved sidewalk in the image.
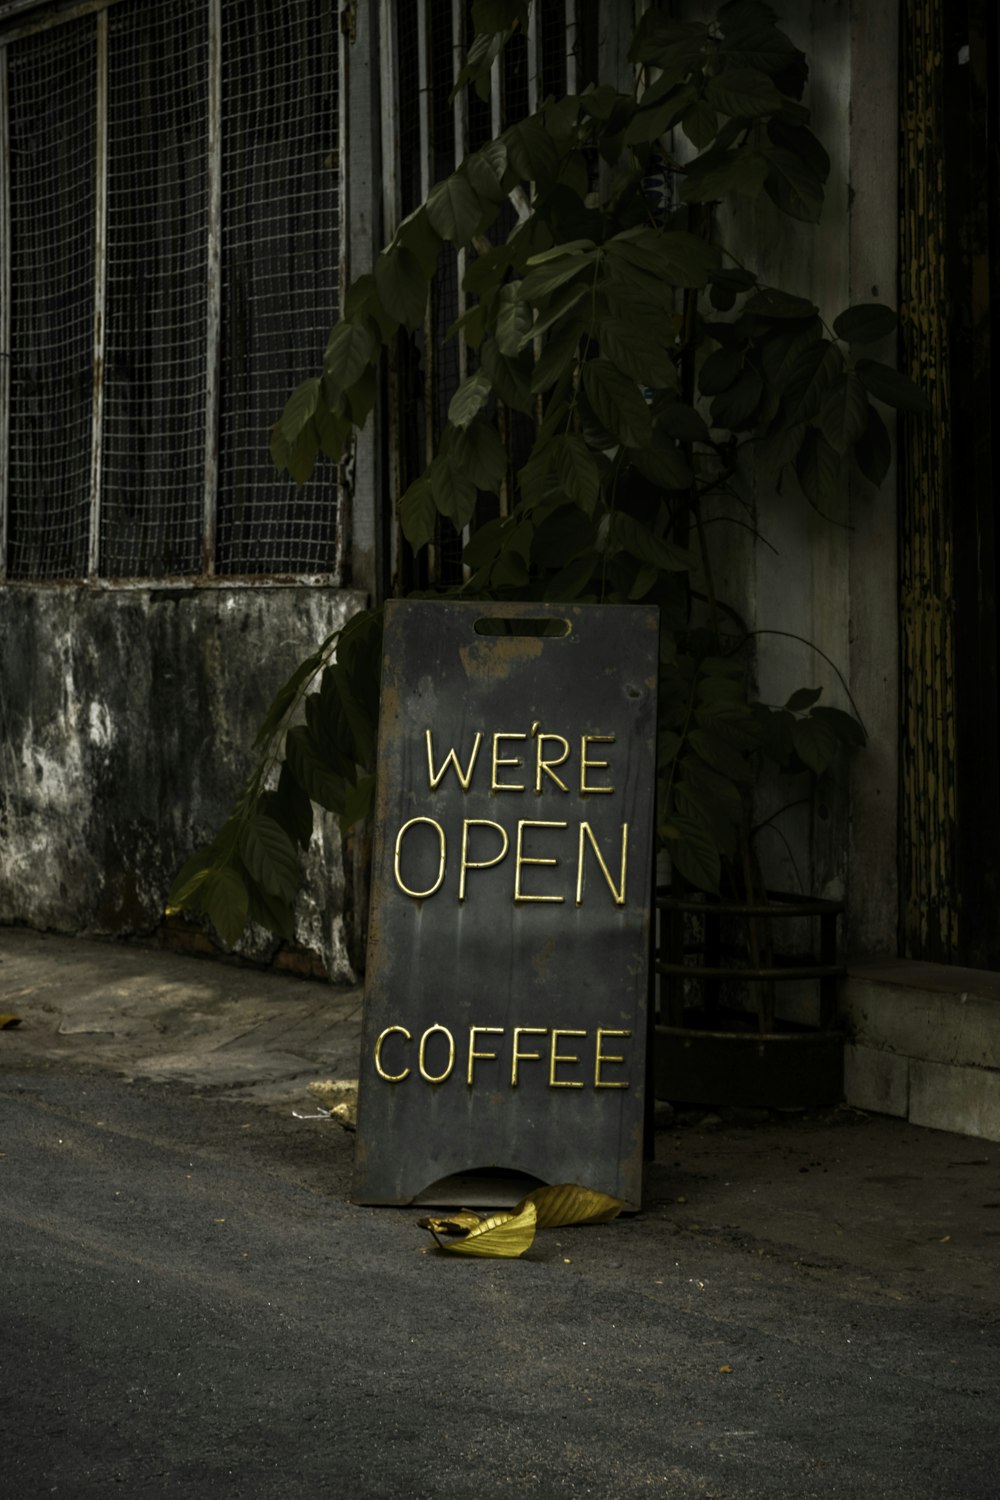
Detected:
[3,925,1000,1497]
[0,925,363,1106]
[3,922,1000,1317]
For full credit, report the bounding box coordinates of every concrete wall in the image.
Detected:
[0,584,366,980]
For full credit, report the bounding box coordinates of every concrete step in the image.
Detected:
[843,959,1000,1142]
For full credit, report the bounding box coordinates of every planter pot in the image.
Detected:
[654,1019,844,1109]
[654,890,846,1108]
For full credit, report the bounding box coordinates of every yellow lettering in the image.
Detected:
[374,1026,411,1081]
[534,733,571,793]
[514,820,568,903]
[458,819,509,901]
[580,734,615,794]
[576,821,629,906]
[511,1026,548,1086]
[594,1028,631,1088]
[393,817,446,899]
[549,1029,586,1088]
[425,729,482,790]
[491,732,528,791]
[418,1024,456,1083]
[467,1025,504,1085]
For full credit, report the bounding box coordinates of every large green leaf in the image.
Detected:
[530,323,583,393]
[600,319,677,389]
[582,359,652,447]
[744,288,818,321]
[447,369,493,430]
[780,340,843,424]
[694,700,761,749]
[661,817,721,892]
[710,367,763,429]
[452,419,507,492]
[687,727,755,783]
[481,338,535,413]
[607,228,721,288]
[286,420,319,486]
[628,433,694,490]
[466,146,508,206]
[239,815,300,904]
[817,372,870,452]
[425,171,484,244]
[791,714,840,774]
[556,435,602,512]
[165,848,214,914]
[430,454,478,526]
[699,347,743,396]
[520,246,597,302]
[681,99,719,149]
[609,512,689,572]
[518,284,589,348]
[495,283,534,356]
[285,726,349,814]
[323,322,376,388]
[271,763,314,850]
[505,117,561,188]
[247,881,296,944]
[854,401,891,485]
[681,148,768,204]
[795,426,841,508]
[623,87,697,144]
[203,866,249,948]
[705,67,782,118]
[832,303,898,344]
[543,551,599,600]
[374,245,428,331]
[718,19,798,75]
[762,146,825,222]
[398,475,438,551]
[855,359,932,414]
[656,401,709,443]
[810,705,866,748]
[278,377,321,443]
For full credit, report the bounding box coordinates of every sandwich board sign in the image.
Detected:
[352,599,658,1208]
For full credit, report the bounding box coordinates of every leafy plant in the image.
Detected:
[167,0,926,950]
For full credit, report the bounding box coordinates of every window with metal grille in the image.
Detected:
[378,0,596,589]
[0,0,343,584]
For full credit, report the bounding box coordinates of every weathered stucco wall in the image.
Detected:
[0,584,366,980]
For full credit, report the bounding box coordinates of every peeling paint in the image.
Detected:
[0,584,365,982]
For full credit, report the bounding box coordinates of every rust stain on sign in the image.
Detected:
[353,600,659,1209]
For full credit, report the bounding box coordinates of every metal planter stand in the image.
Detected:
[654,890,846,1108]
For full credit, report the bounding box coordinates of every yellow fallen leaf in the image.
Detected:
[514,1182,625,1229]
[417,1211,483,1236]
[0,1014,23,1029]
[440,1202,537,1259]
[719,1365,733,1374]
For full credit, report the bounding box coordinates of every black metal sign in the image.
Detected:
[353,600,658,1208]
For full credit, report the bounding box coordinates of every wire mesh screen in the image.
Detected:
[101,0,209,578]
[216,0,341,577]
[5,19,96,580]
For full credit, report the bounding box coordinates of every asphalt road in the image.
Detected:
[3,1062,998,1499]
